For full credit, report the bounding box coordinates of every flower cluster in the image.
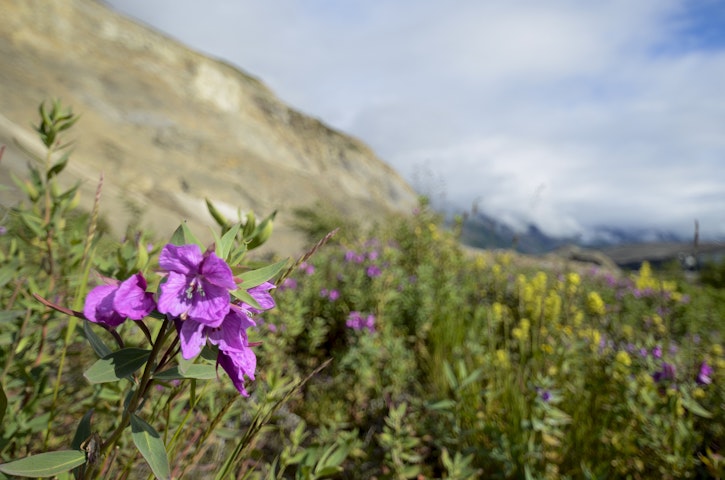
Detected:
[346,311,375,333]
[83,243,275,396]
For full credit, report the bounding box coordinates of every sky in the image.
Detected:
[104,0,725,241]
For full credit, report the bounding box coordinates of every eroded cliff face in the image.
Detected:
[0,0,418,255]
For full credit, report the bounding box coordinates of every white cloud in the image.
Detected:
[105,0,725,240]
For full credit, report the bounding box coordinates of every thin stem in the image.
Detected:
[86,319,171,479]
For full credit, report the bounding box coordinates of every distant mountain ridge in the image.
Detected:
[458,210,725,269]
[0,0,418,255]
[460,210,693,253]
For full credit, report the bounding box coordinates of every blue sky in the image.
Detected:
[105,0,725,240]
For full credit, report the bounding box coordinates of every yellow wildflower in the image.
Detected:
[566,272,580,295]
[615,350,632,367]
[495,349,510,367]
[586,291,606,316]
[544,290,562,322]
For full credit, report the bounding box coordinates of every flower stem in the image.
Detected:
[87,319,171,478]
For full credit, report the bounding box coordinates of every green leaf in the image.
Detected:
[83,321,112,358]
[242,211,256,238]
[216,223,241,261]
[47,151,71,179]
[155,364,217,381]
[0,450,86,477]
[19,211,43,237]
[426,399,456,411]
[247,210,276,250]
[0,267,20,289]
[205,198,230,228]
[237,259,288,289]
[230,288,262,310]
[0,382,6,426]
[682,393,713,418]
[131,414,171,480]
[71,409,94,450]
[84,348,151,384]
[315,465,343,478]
[169,222,204,249]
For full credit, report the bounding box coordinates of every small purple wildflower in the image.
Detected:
[652,345,663,359]
[366,265,382,278]
[84,273,155,327]
[346,311,375,333]
[279,277,297,291]
[299,262,315,275]
[653,362,676,383]
[328,289,340,301]
[0,226,7,236]
[536,387,551,402]
[697,361,713,385]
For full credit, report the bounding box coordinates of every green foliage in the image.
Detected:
[1,99,724,479]
[700,257,725,288]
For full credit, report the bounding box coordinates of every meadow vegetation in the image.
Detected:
[0,101,723,479]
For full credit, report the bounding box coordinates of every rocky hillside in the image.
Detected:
[0,0,418,255]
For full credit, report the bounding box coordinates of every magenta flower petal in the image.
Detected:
[156,272,193,317]
[185,282,232,326]
[158,243,203,275]
[114,273,155,320]
[179,319,207,360]
[199,254,237,290]
[247,282,276,313]
[218,348,256,396]
[157,244,236,326]
[208,306,254,353]
[84,284,126,327]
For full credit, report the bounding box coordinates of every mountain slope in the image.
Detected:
[0,0,418,255]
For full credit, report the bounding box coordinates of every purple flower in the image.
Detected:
[652,345,663,359]
[535,387,551,402]
[245,281,276,314]
[366,265,382,278]
[218,348,257,397]
[328,289,340,301]
[279,277,297,291]
[157,244,236,327]
[176,281,275,396]
[697,361,713,385]
[299,262,315,275]
[653,362,676,383]
[84,273,156,327]
[346,311,375,333]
